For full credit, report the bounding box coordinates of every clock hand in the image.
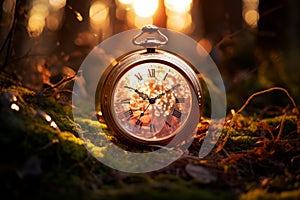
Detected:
[154,83,181,100]
[139,103,151,117]
[124,86,149,100]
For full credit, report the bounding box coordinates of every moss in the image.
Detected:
[240,189,300,200]
[1,76,299,199]
[89,176,234,200]
[57,131,86,161]
[262,115,297,135]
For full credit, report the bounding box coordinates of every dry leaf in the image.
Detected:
[185,164,216,183]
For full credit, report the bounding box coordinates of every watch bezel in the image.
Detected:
[96,49,203,146]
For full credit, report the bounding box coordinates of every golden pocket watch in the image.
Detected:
[96,25,202,147]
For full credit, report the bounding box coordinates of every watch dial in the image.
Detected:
[112,62,192,142]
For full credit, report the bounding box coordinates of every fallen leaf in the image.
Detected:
[185,164,216,183]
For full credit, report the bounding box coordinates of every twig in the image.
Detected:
[0,0,18,70]
[217,87,300,153]
[236,87,299,117]
[275,113,286,142]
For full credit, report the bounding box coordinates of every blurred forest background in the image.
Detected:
[1,0,300,109]
[1,0,300,199]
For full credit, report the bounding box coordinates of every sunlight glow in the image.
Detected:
[244,10,259,27]
[28,14,46,37]
[134,16,153,28]
[45,115,52,122]
[49,0,66,10]
[10,103,20,111]
[118,0,133,5]
[27,0,50,37]
[75,11,83,22]
[243,0,259,28]
[31,3,49,17]
[166,12,193,33]
[165,0,193,13]
[89,1,109,25]
[50,121,58,129]
[89,1,110,32]
[133,0,158,18]
[46,14,60,31]
[164,0,192,13]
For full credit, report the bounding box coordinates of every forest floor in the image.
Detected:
[1,73,300,200]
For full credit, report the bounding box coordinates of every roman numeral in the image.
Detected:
[171,84,180,90]
[148,69,155,77]
[163,73,168,81]
[171,109,182,119]
[135,119,143,129]
[121,99,130,104]
[165,121,172,127]
[123,109,133,120]
[150,124,156,132]
[175,98,185,103]
[134,73,143,81]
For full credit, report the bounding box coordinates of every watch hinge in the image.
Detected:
[146,48,156,53]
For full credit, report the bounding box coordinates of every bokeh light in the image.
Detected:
[198,38,212,55]
[28,14,46,37]
[133,0,158,18]
[166,12,193,33]
[134,16,153,28]
[164,0,192,13]
[118,0,133,4]
[89,1,109,24]
[49,0,66,10]
[89,1,109,31]
[244,9,259,27]
[27,0,49,37]
[243,0,259,28]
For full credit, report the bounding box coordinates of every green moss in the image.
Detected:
[262,115,297,135]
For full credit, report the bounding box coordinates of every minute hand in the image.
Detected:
[155,83,181,100]
[124,86,149,100]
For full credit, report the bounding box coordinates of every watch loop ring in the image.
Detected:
[132,25,168,48]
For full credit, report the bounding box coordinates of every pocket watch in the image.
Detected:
[96,25,202,147]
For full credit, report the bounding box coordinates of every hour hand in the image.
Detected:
[155,83,181,100]
[124,86,149,100]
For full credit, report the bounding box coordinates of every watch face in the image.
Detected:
[111,62,192,142]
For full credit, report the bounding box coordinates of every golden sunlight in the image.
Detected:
[166,12,192,33]
[164,0,192,13]
[49,0,66,10]
[46,12,63,31]
[118,0,133,5]
[27,0,49,37]
[243,0,259,28]
[89,1,109,25]
[10,103,20,111]
[133,0,158,18]
[134,15,153,28]
[27,14,46,37]
[244,9,259,28]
